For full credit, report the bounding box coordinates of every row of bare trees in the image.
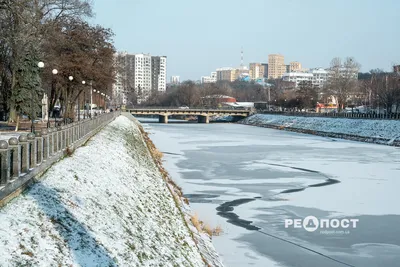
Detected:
[0,0,116,129]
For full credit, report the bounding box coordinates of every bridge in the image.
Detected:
[126,108,251,123]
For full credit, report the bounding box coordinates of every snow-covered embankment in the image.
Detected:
[0,115,222,266]
[240,114,400,146]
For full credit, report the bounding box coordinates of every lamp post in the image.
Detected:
[91,89,97,116]
[90,81,93,118]
[32,61,45,133]
[82,80,86,119]
[66,75,73,124]
[97,90,101,113]
[47,68,58,128]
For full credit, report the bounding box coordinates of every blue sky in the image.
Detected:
[91,0,399,81]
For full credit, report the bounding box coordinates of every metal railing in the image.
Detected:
[0,111,121,199]
[258,111,400,120]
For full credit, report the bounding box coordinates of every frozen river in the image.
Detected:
[139,118,400,267]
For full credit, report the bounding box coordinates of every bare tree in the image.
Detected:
[324,57,360,111]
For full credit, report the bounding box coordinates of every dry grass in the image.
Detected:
[212,225,223,236]
[190,213,223,237]
[139,125,184,197]
[190,213,202,232]
[202,223,213,236]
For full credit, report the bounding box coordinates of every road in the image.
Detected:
[139,118,400,267]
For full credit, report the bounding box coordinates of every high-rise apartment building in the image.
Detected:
[114,52,167,105]
[216,68,236,82]
[268,54,286,79]
[201,72,217,83]
[249,63,265,80]
[171,76,180,84]
[151,56,167,93]
[290,61,302,72]
[133,53,152,103]
[261,63,268,78]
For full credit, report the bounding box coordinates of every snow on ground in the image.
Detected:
[241,114,400,142]
[0,115,217,267]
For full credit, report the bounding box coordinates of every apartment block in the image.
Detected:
[201,72,217,83]
[249,63,265,80]
[268,54,286,79]
[282,72,313,87]
[151,56,167,93]
[290,61,302,72]
[261,63,268,78]
[114,52,167,105]
[216,68,236,82]
[170,76,180,84]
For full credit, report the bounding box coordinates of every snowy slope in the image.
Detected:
[0,115,217,267]
[241,114,400,144]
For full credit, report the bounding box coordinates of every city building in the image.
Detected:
[113,52,167,105]
[285,65,291,73]
[261,63,268,78]
[171,76,180,84]
[290,61,302,72]
[201,72,217,83]
[151,56,167,93]
[216,68,236,82]
[310,68,329,88]
[249,63,265,80]
[282,72,313,87]
[268,54,286,79]
[133,53,152,103]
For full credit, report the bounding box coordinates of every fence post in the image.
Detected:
[8,137,19,179]
[48,128,54,156]
[27,133,36,169]
[18,134,29,174]
[67,124,72,146]
[42,128,49,161]
[0,140,9,185]
[61,126,66,150]
[71,123,75,143]
[35,131,43,165]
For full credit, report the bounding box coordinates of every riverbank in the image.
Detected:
[240,114,400,146]
[0,115,223,266]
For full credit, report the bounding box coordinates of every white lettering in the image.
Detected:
[330,219,340,228]
[285,219,293,228]
[350,219,359,228]
[341,219,350,228]
[294,219,302,228]
[320,219,330,228]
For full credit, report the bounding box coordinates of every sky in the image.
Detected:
[91,0,400,81]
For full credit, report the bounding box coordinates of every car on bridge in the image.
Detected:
[179,106,189,109]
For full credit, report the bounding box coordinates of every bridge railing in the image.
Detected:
[126,106,253,111]
[258,111,400,120]
[0,111,121,203]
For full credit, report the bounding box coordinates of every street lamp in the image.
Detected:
[48,68,58,128]
[32,61,44,132]
[82,81,86,119]
[66,75,73,124]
